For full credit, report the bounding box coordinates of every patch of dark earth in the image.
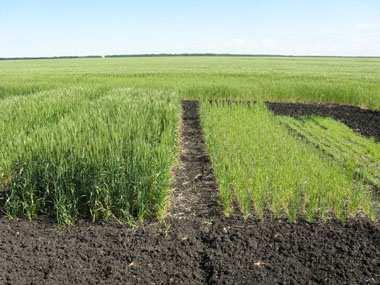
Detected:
[267,102,380,140]
[0,100,378,284]
[207,99,380,140]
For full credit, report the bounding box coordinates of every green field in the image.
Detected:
[1,56,380,108]
[0,56,379,224]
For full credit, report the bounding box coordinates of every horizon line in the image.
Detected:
[1,53,380,61]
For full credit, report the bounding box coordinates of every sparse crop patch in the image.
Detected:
[201,101,377,222]
[279,116,380,188]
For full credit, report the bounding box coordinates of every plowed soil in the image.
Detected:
[267,102,380,140]
[0,101,379,284]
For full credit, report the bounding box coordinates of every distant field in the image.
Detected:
[0,56,379,224]
[0,56,380,108]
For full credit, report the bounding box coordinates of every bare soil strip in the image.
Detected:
[0,100,379,284]
[170,100,220,220]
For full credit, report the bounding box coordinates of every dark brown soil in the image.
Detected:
[267,102,380,140]
[170,100,220,220]
[0,100,379,284]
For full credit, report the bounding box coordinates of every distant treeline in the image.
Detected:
[0,53,379,61]
[0,55,103,61]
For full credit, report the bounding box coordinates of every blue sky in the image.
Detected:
[1,0,379,57]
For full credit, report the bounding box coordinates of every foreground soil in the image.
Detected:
[0,101,379,284]
[1,215,378,284]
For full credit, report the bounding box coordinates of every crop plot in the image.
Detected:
[0,88,180,224]
[201,101,377,221]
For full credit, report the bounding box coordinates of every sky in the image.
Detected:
[1,0,379,57]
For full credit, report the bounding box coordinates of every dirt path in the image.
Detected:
[0,100,379,284]
[170,100,220,220]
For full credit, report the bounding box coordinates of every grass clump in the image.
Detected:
[201,102,376,222]
[1,88,180,224]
